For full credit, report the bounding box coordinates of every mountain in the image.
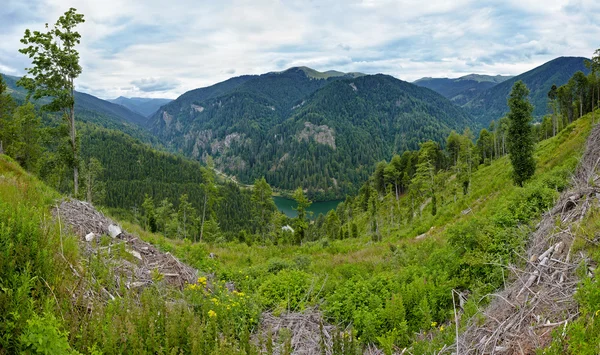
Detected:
[464,56,590,125]
[414,74,513,105]
[149,68,473,199]
[108,96,172,117]
[1,73,155,142]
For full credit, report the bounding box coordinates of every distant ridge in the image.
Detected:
[414,74,513,106]
[271,66,365,80]
[109,96,172,118]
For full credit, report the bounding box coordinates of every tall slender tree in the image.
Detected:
[252,177,275,241]
[507,81,536,187]
[292,187,311,244]
[548,84,558,136]
[18,8,85,195]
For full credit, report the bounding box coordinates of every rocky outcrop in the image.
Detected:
[296,122,336,149]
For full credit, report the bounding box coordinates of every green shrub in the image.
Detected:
[259,269,312,312]
[20,313,77,355]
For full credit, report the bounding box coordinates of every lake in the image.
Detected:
[273,196,343,219]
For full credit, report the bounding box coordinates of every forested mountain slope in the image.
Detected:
[149,69,473,199]
[464,56,590,125]
[414,74,512,105]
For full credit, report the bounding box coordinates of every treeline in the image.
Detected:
[538,51,600,138]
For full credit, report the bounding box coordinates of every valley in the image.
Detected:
[1,5,600,354]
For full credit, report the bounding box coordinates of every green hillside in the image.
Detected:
[465,56,590,125]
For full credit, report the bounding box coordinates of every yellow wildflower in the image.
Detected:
[197,276,207,285]
[431,322,437,327]
[440,325,445,331]
[596,309,600,317]
[208,310,217,318]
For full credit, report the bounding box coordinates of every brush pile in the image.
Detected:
[458,123,600,354]
[53,199,198,299]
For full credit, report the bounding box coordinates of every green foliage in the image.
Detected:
[259,269,312,312]
[3,102,43,172]
[507,81,536,186]
[20,313,77,355]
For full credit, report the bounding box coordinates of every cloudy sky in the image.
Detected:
[1,0,598,100]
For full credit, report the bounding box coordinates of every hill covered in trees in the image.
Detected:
[149,68,473,199]
[464,56,590,124]
[414,74,512,105]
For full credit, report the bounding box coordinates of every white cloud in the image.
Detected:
[0,0,598,99]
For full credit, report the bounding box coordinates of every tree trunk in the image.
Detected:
[86,168,92,203]
[200,193,208,242]
[70,82,78,196]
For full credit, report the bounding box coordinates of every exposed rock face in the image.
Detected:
[210,133,243,154]
[162,111,173,127]
[191,104,204,113]
[185,130,214,158]
[349,82,358,92]
[296,122,336,149]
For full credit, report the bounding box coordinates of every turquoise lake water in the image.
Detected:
[273,196,342,219]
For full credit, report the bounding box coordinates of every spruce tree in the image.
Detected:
[507,81,536,186]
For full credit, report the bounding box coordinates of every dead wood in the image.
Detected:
[454,122,600,354]
[52,199,198,304]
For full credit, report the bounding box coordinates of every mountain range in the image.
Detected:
[1,56,591,199]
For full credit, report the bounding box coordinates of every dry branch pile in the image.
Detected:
[457,123,600,354]
[258,308,338,355]
[53,199,198,297]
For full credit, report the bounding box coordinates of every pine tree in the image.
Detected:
[507,81,536,187]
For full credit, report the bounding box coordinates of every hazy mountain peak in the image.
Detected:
[276,66,365,79]
[457,74,514,83]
